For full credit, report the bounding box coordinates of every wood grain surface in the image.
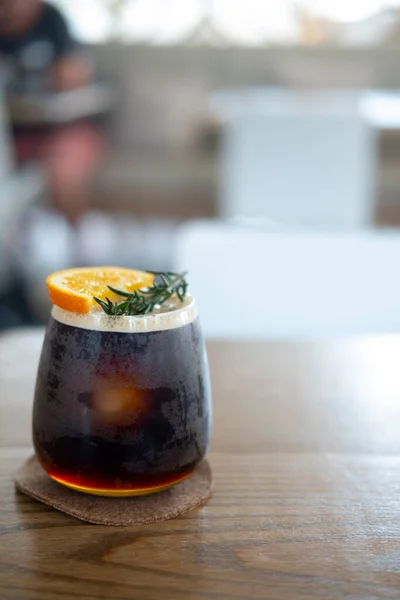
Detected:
[2,330,400,599]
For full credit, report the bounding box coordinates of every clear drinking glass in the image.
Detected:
[32,296,211,496]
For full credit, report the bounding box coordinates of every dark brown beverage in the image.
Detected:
[32,297,211,496]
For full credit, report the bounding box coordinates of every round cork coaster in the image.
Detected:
[15,455,213,526]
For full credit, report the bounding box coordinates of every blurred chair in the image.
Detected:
[174,220,400,339]
[220,111,377,229]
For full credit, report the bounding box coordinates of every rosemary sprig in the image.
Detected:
[94,271,188,316]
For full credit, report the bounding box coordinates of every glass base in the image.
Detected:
[49,471,193,497]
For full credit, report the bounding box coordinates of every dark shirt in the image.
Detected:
[0,2,76,93]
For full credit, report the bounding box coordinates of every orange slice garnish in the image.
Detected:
[46,266,154,314]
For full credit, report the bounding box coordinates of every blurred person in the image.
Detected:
[0,0,105,223]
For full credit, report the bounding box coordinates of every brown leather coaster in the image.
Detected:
[15,455,213,526]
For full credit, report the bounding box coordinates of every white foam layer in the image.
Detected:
[52,295,197,333]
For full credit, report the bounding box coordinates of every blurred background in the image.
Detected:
[3,0,400,337]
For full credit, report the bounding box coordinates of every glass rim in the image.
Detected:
[51,294,197,333]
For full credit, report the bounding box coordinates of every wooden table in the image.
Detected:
[2,330,400,599]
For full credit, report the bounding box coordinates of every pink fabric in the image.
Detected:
[13,125,104,182]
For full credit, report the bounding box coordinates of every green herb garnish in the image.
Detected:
[94,271,188,316]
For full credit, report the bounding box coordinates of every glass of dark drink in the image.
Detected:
[33,268,211,496]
